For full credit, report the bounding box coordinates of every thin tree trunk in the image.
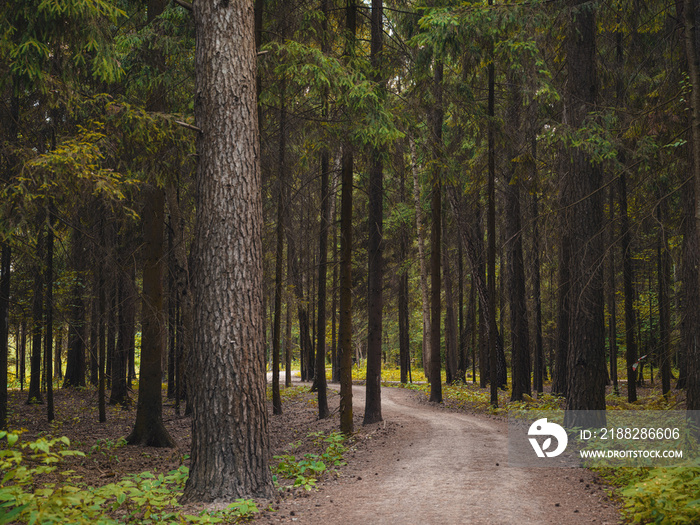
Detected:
[409,139,431,375]
[487,9,498,407]
[272,78,286,416]
[0,243,10,428]
[338,0,356,436]
[620,172,638,402]
[127,186,174,446]
[27,220,44,405]
[364,0,384,425]
[656,186,671,396]
[45,213,54,421]
[607,184,618,393]
[429,58,444,404]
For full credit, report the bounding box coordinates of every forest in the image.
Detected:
[1,0,700,523]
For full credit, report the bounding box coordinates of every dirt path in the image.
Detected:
[265,386,620,524]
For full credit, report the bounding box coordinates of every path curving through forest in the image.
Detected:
[269,385,620,524]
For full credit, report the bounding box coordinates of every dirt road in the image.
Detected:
[267,385,620,524]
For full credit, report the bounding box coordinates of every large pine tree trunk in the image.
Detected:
[563,0,606,428]
[183,0,273,501]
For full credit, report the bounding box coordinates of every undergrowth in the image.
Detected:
[0,431,258,524]
[271,431,347,491]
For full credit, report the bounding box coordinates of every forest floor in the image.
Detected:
[6,380,624,524]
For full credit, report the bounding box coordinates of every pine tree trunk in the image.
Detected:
[620,172,638,402]
[183,0,273,501]
[0,243,10,428]
[45,213,54,421]
[656,186,671,396]
[272,79,286,416]
[505,74,530,402]
[409,139,431,375]
[563,0,606,428]
[682,0,700,422]
[27,220,44,405]
[429,58,443,404]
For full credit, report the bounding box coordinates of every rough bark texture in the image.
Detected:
[563,0,606,428]
[183,0,273,501]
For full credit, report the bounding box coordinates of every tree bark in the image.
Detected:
[27,220,44,405]
[64,216,86,388]
[364,0,384,425]
[505,73,530,402]
[682,0,700,422]
[339,0,356,436]
[272,78,286,416]
[429,58,443,404]
[620,172,638,402]
[563,0,606,428]
[127,186,174,446]
[409,139,431,375]
[44,213,54,422]
[183,0,273,501]
[0,243,10,428]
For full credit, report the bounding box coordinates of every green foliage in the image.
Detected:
[271,431,347,491]
[616,460,700,524]
[0,432,258,524]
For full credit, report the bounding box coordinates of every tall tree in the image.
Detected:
[364,0,384,424]
[339,0,357,436]
[504,71,530,402]
[429,57,443,404]
[127,0,175,448]
[0,243,9,428]
[563,0,606,428]
[183,0,273,501]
